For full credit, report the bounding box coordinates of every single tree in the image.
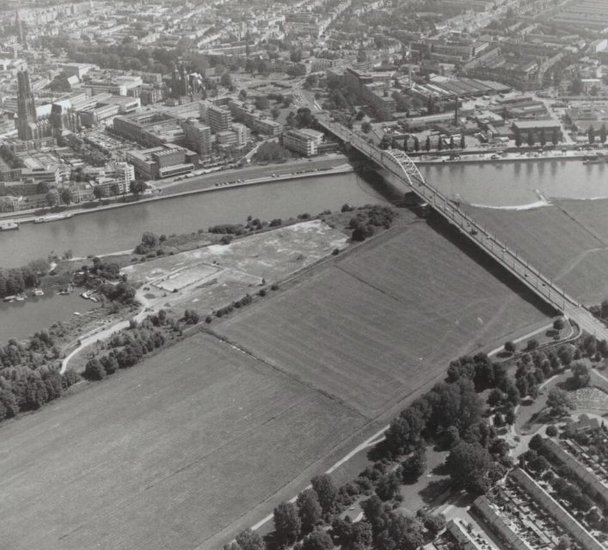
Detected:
[547,387,573,417]
[46,188,60,207]
[84,358,106,381]
[570,362,590,389]
[311,474,337,515]
[515,131,522,148]
[449,136,455,149]
[401,446,427,481]
[446,441,499,496]
[60,188,74,205]
[425,135,431,152]
[601,124,607,144]
[552,128,559,146]
[129,180,146,196]
[296,489,322,534]
[527,131,535,147]
[361,121,372,133]
[93,185,106,201]
[588,125,595,144]
[235,529,265,550]
[460,134,466,149]
[375,471,401,501]
[273,502,300,548]
[301,529,333,550]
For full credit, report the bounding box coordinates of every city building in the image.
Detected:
[113,111,185,147]
[126,144,197,180]
[182,118,212,157]
[283,128,324,156]
[207,104,232,133]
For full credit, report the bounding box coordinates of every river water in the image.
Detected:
[420,158,608,207]
[0,291,98,343]
[0,158,605,342]
[0,172,389,269]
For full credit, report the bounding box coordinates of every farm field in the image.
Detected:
[0,334,367,550]
[217,219,550,419]
[464,204,608,306]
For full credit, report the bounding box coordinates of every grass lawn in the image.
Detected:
[464,204,608,306]
[217,219,549,419]
[0,334,367,550]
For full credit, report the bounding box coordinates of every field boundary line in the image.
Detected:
[203,328,370,421]
[554,203,608,247]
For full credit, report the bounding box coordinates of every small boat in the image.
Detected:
[15,294,26,301]
[0,222,19,231]
[3,295,16,302]
[34,217,46,224]
[32,288,44,296]
[583,154,605,165]
[73,311,81,316]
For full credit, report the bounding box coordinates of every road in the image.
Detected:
[318,116,608,340]
[149,154,349,195]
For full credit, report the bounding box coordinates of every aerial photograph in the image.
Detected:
[2,0,608,549]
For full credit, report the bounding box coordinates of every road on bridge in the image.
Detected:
[317,116,608,341]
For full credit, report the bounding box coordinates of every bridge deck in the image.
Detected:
[318,117,608,339]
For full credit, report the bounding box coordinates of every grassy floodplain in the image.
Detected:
[0,213,551,550]
[464,201,608,306]
[217,217,550,418]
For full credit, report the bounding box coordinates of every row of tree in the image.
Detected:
[378,133,466,153]
[0,366,79,421]
[83,314,186,380]
[514,127,560,148]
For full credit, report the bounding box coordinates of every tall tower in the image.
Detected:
[16,69,37,140]
[15,8,24,45]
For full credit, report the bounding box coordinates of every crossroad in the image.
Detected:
[317,116,608,340]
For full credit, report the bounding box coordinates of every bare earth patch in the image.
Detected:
[122,220,348,314]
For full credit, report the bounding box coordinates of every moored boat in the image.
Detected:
[0,222,19,231]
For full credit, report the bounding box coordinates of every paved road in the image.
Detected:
[318,117,608,340]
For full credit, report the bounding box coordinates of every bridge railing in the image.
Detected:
[317,117,579,313]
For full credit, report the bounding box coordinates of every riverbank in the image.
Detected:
[0,155,352,226]
[414,148,599,166]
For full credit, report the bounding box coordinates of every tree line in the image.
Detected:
[0,363,80,422]
[83,312,182,380]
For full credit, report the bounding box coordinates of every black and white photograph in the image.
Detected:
[0,0,607,549]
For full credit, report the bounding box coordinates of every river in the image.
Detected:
[0,172,389,269]
[2,159,608,268]
[420,158,608,207]
[0,158,606,342]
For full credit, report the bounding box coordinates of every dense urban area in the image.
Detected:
[2,0,608,550]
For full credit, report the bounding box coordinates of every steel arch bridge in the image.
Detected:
[317,116,608,338]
